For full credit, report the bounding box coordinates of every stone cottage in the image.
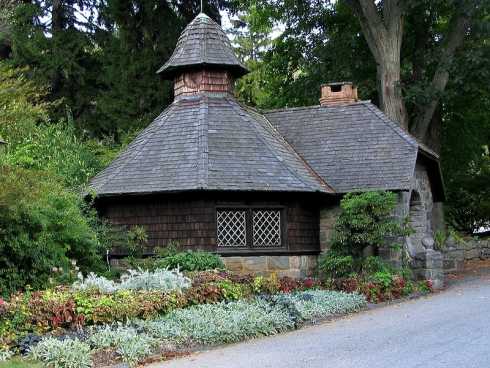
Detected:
[90,13,445,284]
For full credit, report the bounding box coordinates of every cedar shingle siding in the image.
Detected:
[97,193,321,256]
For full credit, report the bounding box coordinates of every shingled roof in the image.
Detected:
[264,101,420,193]
[157,13,248,78]
[90,94,332,196]
[91,12,443,199]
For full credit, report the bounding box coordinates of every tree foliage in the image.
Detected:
[0,166,104,296]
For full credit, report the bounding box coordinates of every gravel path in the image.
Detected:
[148,271,490,368]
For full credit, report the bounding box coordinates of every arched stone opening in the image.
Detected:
[407,190,428,257]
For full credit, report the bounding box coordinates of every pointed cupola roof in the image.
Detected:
[89,14,332,197]
[157,13,249,79]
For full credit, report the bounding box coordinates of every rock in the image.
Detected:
[242,256,267,272]
[222,257,244,272]
[422,236,435,249]
[267,256,290,271]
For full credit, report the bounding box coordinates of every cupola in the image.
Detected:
[157,13,249,98]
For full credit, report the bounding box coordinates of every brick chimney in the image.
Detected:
[319,82,358,106]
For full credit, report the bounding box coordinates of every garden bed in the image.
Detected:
[0,259,432,367]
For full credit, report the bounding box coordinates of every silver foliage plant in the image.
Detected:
[29,337,92,368]
[72,268,191,293]
[272,290,367,321]
[143,298,295,344]
[0,349,13,362]
[141,291,366,345]
[119,268,191,292]
[89,325,157,366]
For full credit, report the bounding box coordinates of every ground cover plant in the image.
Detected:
[21,290,366,367]
[0,266,371,367]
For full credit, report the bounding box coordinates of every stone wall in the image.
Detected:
[319,205,341,253]
[442,237,490,273]
[222,255,318,278]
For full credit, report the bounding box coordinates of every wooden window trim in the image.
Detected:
[215,205,288,251]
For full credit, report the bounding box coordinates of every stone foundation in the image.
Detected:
[442,237,490,273]
[222,255,318,278]
[411,250,444,289]
[319,206,341,253]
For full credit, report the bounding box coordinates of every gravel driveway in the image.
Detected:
[148,271,490,368]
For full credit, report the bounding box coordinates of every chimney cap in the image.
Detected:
[319,81,358,106]
[321,81,354,87]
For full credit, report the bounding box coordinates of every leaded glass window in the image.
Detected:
[216,207,283,248]
[252,209,281,247]
[216,210,247,247]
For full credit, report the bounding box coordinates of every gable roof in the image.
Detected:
[90,94,332,197]
[264,101,420,193]
[157,13,248,79]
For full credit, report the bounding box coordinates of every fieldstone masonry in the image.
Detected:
[318,163,446,289]
[319,206,341,253]
[222,255,318,278]
[442,237,490,273]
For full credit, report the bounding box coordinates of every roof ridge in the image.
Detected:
[92,104,175,192]
[197,95,209,189]
[263,101,370,114]
[360,101,417,148]
[234,99,333,193]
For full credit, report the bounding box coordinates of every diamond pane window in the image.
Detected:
[217,210,247,247]
[252,209,281,247]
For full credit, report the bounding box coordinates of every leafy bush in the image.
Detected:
[319,252,355,279]
[360,256,389,275]
[154,251,224,272]
[0,166,104,296]
[29,337,91,368]
[332,191,409,257]
[5,122,104,188]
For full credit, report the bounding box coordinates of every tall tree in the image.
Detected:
[344,0,483,144]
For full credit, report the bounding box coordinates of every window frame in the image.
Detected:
[215,205,287,251]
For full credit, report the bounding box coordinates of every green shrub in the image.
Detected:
[360,256,389,275]
[0,166,104,296]
[318,252,355,279]
[332,191,409,258]
[155,251,224,272]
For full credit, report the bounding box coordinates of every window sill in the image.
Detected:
[217,248,319,256]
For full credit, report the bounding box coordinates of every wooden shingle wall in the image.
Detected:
[174,70,234,97]
[97,192,322,256]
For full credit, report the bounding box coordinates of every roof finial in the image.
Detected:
[200,0,203,13]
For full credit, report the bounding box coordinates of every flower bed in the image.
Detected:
[0,263,431,367]
[21,290,366,367]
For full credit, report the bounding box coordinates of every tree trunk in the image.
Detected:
[346,0,409,130]
[377,56,408,131]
